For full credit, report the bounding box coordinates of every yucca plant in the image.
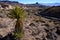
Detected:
[8,6,25,40]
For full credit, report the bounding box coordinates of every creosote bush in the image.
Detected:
[8,6,25,39]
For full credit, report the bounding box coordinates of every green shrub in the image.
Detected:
[8,6,25,39]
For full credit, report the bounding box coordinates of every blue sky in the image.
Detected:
[9,0,60,4]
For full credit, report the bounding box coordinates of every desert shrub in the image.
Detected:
[8,6,25,39]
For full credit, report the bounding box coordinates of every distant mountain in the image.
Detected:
[25,3,49,8]
[0,1,49,8]
[41,3,60,6]
[25,3,60,7]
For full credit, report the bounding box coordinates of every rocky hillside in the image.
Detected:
[22,6,60,40]
[39,6,60,19]
[0,1,60,40]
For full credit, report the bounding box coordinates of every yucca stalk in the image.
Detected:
[8,6,25,39]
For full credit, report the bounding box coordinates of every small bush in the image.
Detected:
[9,6,25,39]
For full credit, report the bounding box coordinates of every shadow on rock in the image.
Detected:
[0,34,16,40]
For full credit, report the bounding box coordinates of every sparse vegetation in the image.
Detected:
[35,16,45,23]
[34,16,42,23]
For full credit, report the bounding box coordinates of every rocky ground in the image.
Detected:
[0,9,16,40]
[22,12,60,40]
[0,10,60,40]
[0,3,60,40]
